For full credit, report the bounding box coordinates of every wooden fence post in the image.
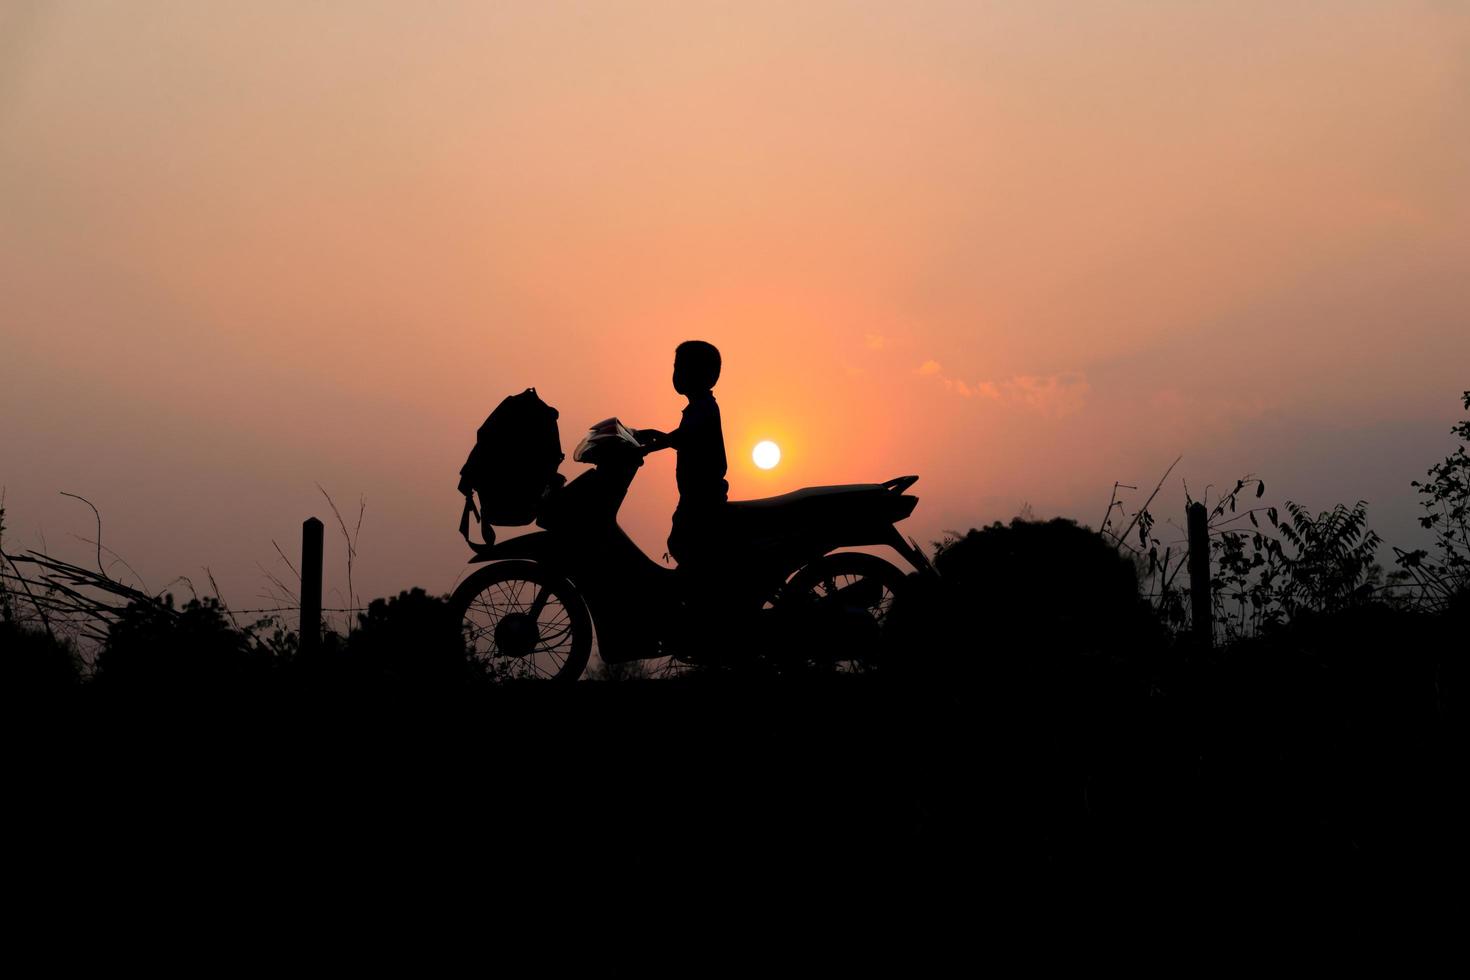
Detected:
[301,516,324,653]
[1186,502,1213,650]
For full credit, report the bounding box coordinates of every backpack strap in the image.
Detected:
[459,492,496,558]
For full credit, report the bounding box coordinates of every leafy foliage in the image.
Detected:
[0,494,8,623]
[585,657,654,682]
[1394,390,1470,610]
[1106,469,1384,641]
[0,619,84,692]
[344,587,480,686]
[94,594,272,690]
[1269,501,1382,617]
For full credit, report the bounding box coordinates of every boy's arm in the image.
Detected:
[649,413,693,450]
[637,428,673,451]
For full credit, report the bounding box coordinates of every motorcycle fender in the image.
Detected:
[466,530,559,565]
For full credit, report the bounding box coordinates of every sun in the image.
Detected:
[752,440,781,470]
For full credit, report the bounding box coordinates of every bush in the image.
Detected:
[343,588,478,688]
[893,517,1165,692]
[93,595,271,692]
[0,620,84,694]
[1395,389,1470,611]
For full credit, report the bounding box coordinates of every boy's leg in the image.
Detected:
[670,509,743,661]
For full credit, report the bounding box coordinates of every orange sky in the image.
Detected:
[3,1,1468,616]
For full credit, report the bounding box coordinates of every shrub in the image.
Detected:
[344,588,478,687]
[93,595,270,692]
[0,620,84,694]
[894,517,1164,692]
[1395,389,1470,611]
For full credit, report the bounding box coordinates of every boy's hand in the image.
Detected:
[636,428,669,451]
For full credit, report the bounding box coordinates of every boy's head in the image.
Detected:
[673,340,721,395]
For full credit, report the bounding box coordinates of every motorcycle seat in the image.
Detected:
[726,484,886,514]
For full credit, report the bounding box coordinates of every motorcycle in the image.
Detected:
[447,417,934,680]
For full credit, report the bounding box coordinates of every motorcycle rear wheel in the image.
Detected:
[779,551,909,673]
[449,560,592,682]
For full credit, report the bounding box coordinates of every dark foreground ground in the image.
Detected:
[10,633,1464,965]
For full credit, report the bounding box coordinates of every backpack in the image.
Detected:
[457,388,565,554]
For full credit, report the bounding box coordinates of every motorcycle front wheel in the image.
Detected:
[448,560,593,682]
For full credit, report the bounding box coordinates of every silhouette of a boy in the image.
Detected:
[639,340,729,574]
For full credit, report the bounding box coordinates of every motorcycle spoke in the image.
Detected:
[499,579,528,615]
[534,624,572,653]
[528,648,566,679]
[535,602,569,627]
[535,624,574,645]
[455,566,590,681]
[489,578,523,616]
[534,655,568,675]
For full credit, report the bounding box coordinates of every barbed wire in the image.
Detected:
[227,606,358,617]
[1143,581,1424,602]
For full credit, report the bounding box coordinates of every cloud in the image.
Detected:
[1004,372,1091,418]
[865,333,890,351]
[917,361,1089,417]
[1148,386,1271,434]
